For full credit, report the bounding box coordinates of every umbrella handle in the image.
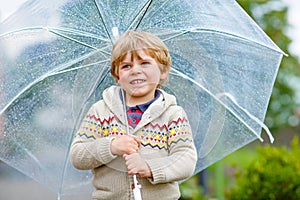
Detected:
[132,174,142,200]
[120,88,142,199]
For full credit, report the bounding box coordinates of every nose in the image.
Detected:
[130,63,142,74]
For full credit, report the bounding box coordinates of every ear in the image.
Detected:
[160,67,170,80]
[113,74,120,83]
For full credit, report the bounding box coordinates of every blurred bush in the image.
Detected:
[226,136,300,199]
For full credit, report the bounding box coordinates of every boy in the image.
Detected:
[70,30,197,200]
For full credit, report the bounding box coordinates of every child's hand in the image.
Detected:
[123,153,152,178]
[110,135,141,156]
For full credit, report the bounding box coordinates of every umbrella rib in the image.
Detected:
[48,27,108,42]
[93,0,113,44]
[0,27,105,42]
[83,69,111,105]
[70,2,104,37]
[193,28,286,55]
[46,27,112,56]
[162,30,190,42]
[170,68,273,143]
[217,92,274,143]
[5,140,45,171]
[0,51,108,115]
[130,0,153,30]
[162,28,285,55]
[48,29,98,50]
[0,27,111,55]
[46,59,110,76]
[47,27,112,53]
[133,0,171,30]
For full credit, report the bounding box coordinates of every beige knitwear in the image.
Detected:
[70,85,197,200]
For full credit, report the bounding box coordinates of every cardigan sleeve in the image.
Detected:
[145,106,197,184]
[69,103,117,170]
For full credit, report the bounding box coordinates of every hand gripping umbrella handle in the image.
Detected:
[132,174,142,200]
[120,88,142,200]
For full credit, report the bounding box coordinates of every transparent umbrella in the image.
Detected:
[0,0,284,199]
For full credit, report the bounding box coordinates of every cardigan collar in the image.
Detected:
[102,85,177,131]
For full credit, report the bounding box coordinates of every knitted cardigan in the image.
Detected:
[70,86,197,200]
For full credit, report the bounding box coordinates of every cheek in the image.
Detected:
[117,77,123,84]
[117,72,126,84]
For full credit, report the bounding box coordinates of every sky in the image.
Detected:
[0,0,299,57]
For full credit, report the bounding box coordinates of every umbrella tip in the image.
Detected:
[112,27,119,41]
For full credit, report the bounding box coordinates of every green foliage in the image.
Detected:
[179,175,208,200]
[226,136,300,199]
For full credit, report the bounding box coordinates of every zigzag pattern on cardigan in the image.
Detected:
[76,114,193,150]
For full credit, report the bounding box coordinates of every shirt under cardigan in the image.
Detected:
[126,90,160,128]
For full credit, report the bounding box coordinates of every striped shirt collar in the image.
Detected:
[126,90,161,112]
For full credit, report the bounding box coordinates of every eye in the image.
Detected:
[121,64,131,69]
[141,61,151,66]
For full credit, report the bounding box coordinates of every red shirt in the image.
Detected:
[126,90,160,128]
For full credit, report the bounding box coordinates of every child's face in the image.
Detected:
[117,50,168,105]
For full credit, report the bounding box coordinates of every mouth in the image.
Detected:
[130,79,146,85]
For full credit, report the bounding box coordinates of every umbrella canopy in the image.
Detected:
[0,0,283,198]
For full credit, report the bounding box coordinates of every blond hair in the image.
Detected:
[110,30,171,87]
